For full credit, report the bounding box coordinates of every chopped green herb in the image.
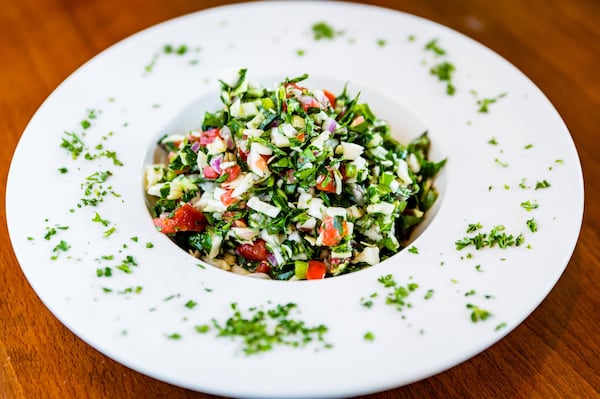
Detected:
[296,49,305,56]
[360,293,377,308]
[494,322,507,331]
[51,240,70,259]
[195,325,210,333]
[495,158,509,167]
[364,331,375,341]
[456,224,524,250]
[520,200,539,211]
[472,92,507,113]
[518,178,528,189]
[92,212,110,227]
[103,226,117,237]
[526,218,538,232]
[57,167,68,174]
[424,289,434,300]
[60,131,85,159]
[466,303,492,322]
[488,137,498,145]
[430,61,456,95]
[96,267,112,277]
[377,274,419,312]
[311,22,340,40]
[185,300,198,309]
[81,120,91,129]
[408,246,419,254]
[424,39,446,56]
[146,242,154,248]
[466,223,482,233]
[524,143,533,149]
[535,180,551,190]
[166,333,182,340]
[211,302,330,355]
[376,39,386,47]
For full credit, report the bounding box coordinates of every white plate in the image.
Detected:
[6,2,583,398]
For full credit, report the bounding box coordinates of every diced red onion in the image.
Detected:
[209,154,223,173]
[190,141,200,152]
[267,253,279,266]
[323,118,337,133]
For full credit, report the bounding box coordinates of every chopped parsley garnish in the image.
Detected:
[96,267,112,277]
[363,331,375,341]
[195,325,210,333]
[471,91,507,113]
[44,224,69,240]
[57,167,68,174]
[455,224,524,250]
[51,240,70,260]
[311,22,340,40]
[211,302,330,355]
[424,39,446,56]
[466,303,492,322]
[377,274,419,312]
[185,300,198,309]
[164,44,188,55]
[466,222,482,233]
[360,292,378,308]
[92,212,110,227]
[520,200,539,211]
[60,131,85,159]
[376,39,386,47]
[535,180,551,190]
[408,246,419,254]
[526,218,538,233]
[494,158,509,167]
[103,226,117,238]
[494,322,508,331]
[430,61,456,95]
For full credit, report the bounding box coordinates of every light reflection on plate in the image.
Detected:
[6,2,583,398]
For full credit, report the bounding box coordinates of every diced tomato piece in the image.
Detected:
[301,98,322,111]
[236,239,270,261]
[319,215,348,247]
[203,165,219,179]
[296,132,305,142]
[323,89,337,107]
[306,260,327,280]
[199,128,221,145]
[238,147,249,162]
[255,261,271,274]
[153,203,207,234]
[220,189,237,206]
[316,167,337,193]
[222,164,241,183]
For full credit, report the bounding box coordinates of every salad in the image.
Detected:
[145,69,445,280]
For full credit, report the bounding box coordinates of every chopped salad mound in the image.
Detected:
[145,69,445,280]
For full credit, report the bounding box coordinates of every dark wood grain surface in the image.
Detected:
[1,1,598,398]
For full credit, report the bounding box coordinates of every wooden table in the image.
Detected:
[1,1,598,398]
